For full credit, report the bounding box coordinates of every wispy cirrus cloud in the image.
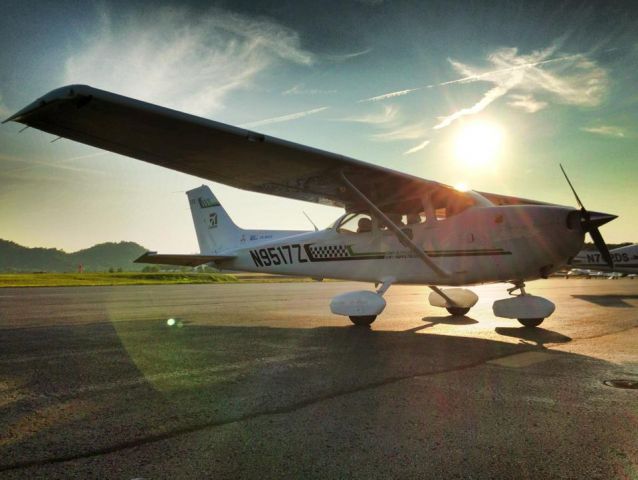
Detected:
[337,105,399,125]
[433,83,513,129]
[506,93,548,113]
[240,106,329,128]
[434,45,608,129]
[282,84,337,95]
[403,140,430,155]
[325,48,373,62]
[360,49,587,103]
[360,43,608,131]
[0,152,110,181]
[371,121,428,141]
[64,7,315,117]
[581,125,626,138]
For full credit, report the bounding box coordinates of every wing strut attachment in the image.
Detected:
[339,170,449,279]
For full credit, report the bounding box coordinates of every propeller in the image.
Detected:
[560,164,616,269]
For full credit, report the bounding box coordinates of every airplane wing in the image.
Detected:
[135,252,235,267]
[5,84,550,211]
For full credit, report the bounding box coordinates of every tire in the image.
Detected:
[518,318,544,328]
[446,307,470,316]
[349,315,376,326]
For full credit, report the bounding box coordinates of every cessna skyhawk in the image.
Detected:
[5,85,618,327]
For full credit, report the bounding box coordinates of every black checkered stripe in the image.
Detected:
[307,244,351,260]
[302,243,512,263]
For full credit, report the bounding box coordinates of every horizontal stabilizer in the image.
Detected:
[134,252,234,267]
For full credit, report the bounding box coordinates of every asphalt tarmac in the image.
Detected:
[0,279,636,479]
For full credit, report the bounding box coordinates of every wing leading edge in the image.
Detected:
[6,84,552,211]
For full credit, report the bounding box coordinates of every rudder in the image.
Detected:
[187,185,242,254]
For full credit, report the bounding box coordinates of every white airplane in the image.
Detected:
[5,85,618,328]
[566,269,617,279]
[569,244,638,275]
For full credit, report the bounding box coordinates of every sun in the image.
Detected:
[454,121,503,168]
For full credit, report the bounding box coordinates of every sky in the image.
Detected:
[1,0,637,253]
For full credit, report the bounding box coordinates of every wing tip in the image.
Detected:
[2,84,96,125]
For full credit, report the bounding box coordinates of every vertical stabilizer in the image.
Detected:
[187,186,242,254]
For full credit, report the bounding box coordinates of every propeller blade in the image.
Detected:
[559,164,615,270]
[560,164,585,210]
[588,227,614,269]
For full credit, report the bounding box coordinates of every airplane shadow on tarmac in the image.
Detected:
[495,327,572,348]
[0,318,616,476]
[420,315,479,326]
[572,294,638,308]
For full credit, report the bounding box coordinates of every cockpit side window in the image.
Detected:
[335,213,374,233]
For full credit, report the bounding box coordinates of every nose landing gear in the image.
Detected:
[493,282,555,327]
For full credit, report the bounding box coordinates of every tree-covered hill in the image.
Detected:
[0,239,148,272]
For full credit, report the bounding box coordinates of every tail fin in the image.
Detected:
[187,185,242,254]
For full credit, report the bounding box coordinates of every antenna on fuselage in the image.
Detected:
[303,211,319,231]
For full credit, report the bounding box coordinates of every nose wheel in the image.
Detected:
[349,315,377,326]
[446,307,470,316]
[518,318,544,328]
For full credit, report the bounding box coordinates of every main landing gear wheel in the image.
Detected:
[446,307,470,316]
[349,315,377,326]
[518,318,544,328]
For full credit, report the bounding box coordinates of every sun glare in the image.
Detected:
[454,121,503,168]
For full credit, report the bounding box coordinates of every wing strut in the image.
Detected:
[339,170,449,279]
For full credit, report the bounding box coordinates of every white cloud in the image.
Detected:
[403,139,430,155]
[506,94,548,113]
[434,44,608,128]
[360,88,419,103]
[359,50,583,103]
[240,106,328,128]
[64,7,314,117]
[360,43,608,130]
[325,48,373,62]
[282,84,337,95]
[337,105,398,124]
[372,121,428,141]
[434,83,512,129]
[581,125,626,138]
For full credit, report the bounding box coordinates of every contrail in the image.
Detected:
[240,106,329,128]
[359,52,582,103]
